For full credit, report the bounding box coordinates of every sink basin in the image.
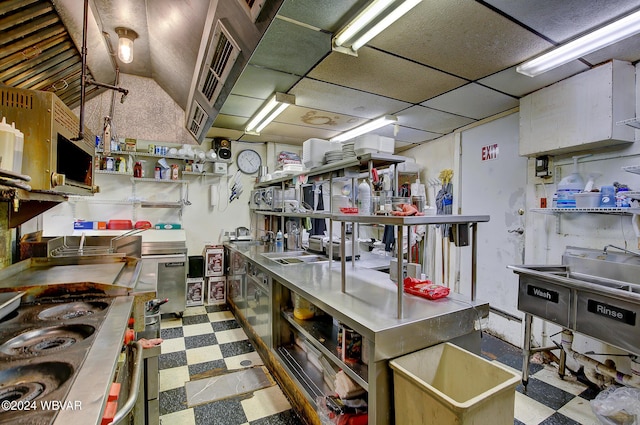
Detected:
[261,251,329,265]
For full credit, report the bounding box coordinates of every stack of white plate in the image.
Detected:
[325,150,344,164]
[342,142,356,159]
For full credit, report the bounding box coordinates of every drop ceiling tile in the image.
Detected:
[582,35,640,67]
[249,17,330,76]
[422,83,519,120]
[219,94,264,118]
[483,0,640,43]
[478,63,590,97]
[376,126,441,144]
[207,126,244,141]
[277,0,366,32]
[290,78,411,119]
[276,105,367,132]
[398,105,476,134]
[369,0,553,80]
[256,121,339,141]
[211,114,247,132]
[308,48,467,103]
[230,65,301,99]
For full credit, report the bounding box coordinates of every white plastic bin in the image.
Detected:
[389,342,519,425]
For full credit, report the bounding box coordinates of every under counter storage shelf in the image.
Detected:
[280,310,368,389]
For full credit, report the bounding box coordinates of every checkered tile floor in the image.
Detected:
[158,305,602,425]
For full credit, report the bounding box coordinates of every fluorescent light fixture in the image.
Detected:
[245,92,295,134]
[330,115,397,142]
[115,27,138,64]
[333,0,421,54]
[517,9,640,77]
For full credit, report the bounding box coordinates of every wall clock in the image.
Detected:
[236,149,261,174]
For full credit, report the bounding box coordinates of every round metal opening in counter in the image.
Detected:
[0,325,95,357]
[37,301,109,321]
[0,362,74,404]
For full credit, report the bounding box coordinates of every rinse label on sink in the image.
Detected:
[587,299,636,325]
[527,285,559,303]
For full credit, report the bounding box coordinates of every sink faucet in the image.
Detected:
[603,244,640,257]
[262,231,275,244]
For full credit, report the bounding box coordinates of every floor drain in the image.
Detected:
[240,360,252,366]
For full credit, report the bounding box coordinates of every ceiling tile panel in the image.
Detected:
[369,0,553,80]
[275,105,367,132]
[422,83,519,119]
[277,0,367,32]
[218,94,264,118]
[248,17,331,76]
[230,64,301,100]
[483,0,640,43]
[290,78,412,119]
[254,121,340,141]
[478,63,590,97]
[308,48,468,103]
[376,126,442,144]
[398,105,476,134]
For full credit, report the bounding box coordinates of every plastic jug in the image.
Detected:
[357,180,371,215]
[556,157,584,208]
[0,117,15,171]
[11,123,23,174]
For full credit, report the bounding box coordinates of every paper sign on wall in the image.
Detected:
[481,144,499,161]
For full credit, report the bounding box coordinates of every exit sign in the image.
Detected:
[481,144,499,161]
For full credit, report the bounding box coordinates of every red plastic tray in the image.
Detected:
[107,219,133,230]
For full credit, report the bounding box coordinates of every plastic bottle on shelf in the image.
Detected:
[0,117,15,171]
[357,180,371,215]
[11,122,23,174]
[275,230,284,252]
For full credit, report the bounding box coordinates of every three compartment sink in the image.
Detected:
[509,246,640,355]
[261,251,329,266]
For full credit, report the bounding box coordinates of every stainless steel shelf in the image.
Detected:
[280,310,368,389]
[131,177,188,184]
[623,165,640,175]
[181,171,223,177]
[254,211,332,219]
[255,153,407,188]
[140,201,183,208]
[532,207,640,214]
[332,213,490,225]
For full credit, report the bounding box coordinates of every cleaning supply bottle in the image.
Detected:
[275,230,284,252]
[556,156,585,208]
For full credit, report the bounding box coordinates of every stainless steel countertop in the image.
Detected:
[55,295,134,425]
[229,243,489,361]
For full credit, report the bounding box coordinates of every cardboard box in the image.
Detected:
[186,278,204,306]
[207,276,226,305]
[204,245,224,276]
[73,221,107,230]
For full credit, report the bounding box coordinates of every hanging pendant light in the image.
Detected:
[115,27,138,64]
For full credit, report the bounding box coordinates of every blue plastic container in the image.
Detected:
[599,185,616,207]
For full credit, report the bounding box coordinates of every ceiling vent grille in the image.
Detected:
[237,0,266,22]
[187,101,210,140]
[197,20,241,107]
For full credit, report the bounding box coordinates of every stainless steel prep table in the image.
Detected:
[226,242,489,425]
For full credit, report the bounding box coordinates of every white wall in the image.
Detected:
[401,64,640,376]
[21,72,270,256]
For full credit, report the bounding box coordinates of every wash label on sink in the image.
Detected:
[587,300,636,325]
[527,285,559,303]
